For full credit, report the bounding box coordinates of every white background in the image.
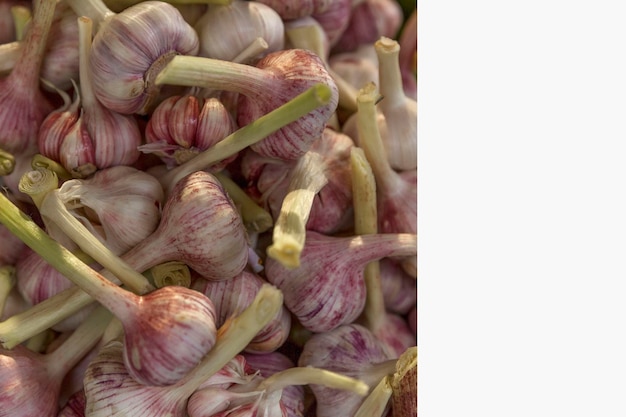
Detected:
[419,0,626,415]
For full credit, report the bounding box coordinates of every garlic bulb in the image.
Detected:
[298,324,395,417]
[265,231,417,332]
[38,17,142,177]
[380,258,417,315]
[139,94,238,169]
[194,0,284,63]
[0,0,56,156]
[54,165,164,255]
[191,269,291,353]
[65,0,201,115]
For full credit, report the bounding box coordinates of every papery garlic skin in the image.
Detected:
[89,1,200,114]
[195,1,284,63]
[298,324,393,417]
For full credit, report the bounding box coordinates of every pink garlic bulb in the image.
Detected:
[328,44,379,92]
[0,0,56,155]
[380,258,417,315]
[264,231,417,332]
[194,0,284,63]
[54,165,164,255]
[119,170,249,280]
[332,0,403,53]
[298,324,395,417]
[138,94,238,170]
[0,306,111,417]
[57,390,86,417]
[253,0,336,20]
[191,269,291,353]
[374,313,416,358]
[309,0,352,47]
[241,127,355,234]
[69,0,200,115]
[37,16,141,178]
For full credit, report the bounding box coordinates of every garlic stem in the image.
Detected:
[44,305,113,378]
[159,83,333,194]
[18,168,155,294]
[215,172,273,234]
[258,367,369,396]
[148,261,191,288]
[0,266,16,316]
[177,284,284,393]
[64,0,115,30]
[12,0,56,91]
[30,154,72,181]
[0,285,94,349]
[0,41,21,73]
[354,376,393,417]
[351,147,385,332]
[77,16,97,109]
[0,148,16,176]
[356,82,396,192]
[23,328,54,353]
[231,37,269,64]
[266,151,328,269]
[375,37,405,107]
[10,5,31,41]
[359,358,398,387]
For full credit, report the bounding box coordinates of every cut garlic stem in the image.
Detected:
[159,83,333,194]
[266,150,328,269]
[0,148,15,176]
[177,284,284,392]
[351,147,385,332]
[232,37,269,64]
[64,0,115,31]
[354,376,393,417]
[31,154,72,180]
[258,367,370,396]
[148,261,191,288]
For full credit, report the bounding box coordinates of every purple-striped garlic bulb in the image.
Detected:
[0,0,56,156]
[0,306,111,417]
[374,313,417,358]
[264,231,417,332]
[54,165,164,255]
[37,16,141,178]
[191,269,291,353]
[40,2,80,92]
[119,170,249,281]
[309,0,352,47]
[298,324,396,417]
[63,0,200,115]
[194,0,284,63]
[138,94,238,170]
[241,127,355,235]
[57,389,86,417]
[154,48,339,161]
[328,44,379,92]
